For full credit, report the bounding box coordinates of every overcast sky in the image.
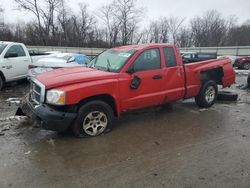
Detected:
[0,0,250,25]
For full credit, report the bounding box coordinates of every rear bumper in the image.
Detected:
[26,99,77,132]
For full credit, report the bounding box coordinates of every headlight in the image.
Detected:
[46,89,66,105]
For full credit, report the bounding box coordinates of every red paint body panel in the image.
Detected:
[36,67,118,89]
[35,44,235,117]
[236,56,250,64]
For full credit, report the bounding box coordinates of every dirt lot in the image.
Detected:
[0,73,250,188]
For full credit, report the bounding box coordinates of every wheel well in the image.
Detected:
[0,71,6,82]
[77,94,118,117]
[200,67,224,85]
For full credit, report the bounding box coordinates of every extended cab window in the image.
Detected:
[133,48,161,72]
[6,45,26,57]
[164,47,177,67]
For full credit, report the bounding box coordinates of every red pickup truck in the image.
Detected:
[25,44,235,137]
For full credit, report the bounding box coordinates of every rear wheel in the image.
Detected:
[195,80,218,108]
[72,101,114,138]
[243,62,250,70]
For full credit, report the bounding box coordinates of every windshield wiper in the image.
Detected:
[106,58,111,72]
[87,56,98,68]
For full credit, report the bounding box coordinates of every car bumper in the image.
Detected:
[26,98,77,132]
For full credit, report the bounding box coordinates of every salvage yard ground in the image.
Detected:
[0,73,250,188]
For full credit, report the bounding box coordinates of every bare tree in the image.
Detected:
[57,1,71,45]
[149,21,161,43]
[14,0,63,44]
[40,0,63,43]
[113,0,143,45]
[227,21,250,46]
[167,16,185,44]
[190,10,227,47]
[4,3,250,48]
[0,5,4,28]
[98,4,121,47]
[176,27,192,47]
[70,3,96,47]
[14,0,45,43]
[139,18,169,44]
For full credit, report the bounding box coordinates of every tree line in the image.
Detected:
[0,0,250,48]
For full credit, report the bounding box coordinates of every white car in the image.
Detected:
[0,41,51,90]
[28,53,91,78]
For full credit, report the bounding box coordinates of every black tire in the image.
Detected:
[243,62,250,70]
[72,101,114,138]
[195,80,218,108]
[0,76,3,90]
[217,91,238,101]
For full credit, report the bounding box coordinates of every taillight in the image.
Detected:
[28,64,36,69]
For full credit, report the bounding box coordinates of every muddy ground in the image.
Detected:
[0,73,250,188]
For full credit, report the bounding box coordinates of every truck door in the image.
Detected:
[2,45,29,81]
[162,47,185,102]
[119,48,165,110]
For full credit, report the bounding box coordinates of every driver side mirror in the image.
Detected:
[130,75,141,90]
[5,52,18,58]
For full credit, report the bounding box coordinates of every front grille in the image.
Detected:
[29,79,45,105]
[30,81,41,104]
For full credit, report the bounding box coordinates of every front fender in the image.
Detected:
[55,79,121,115]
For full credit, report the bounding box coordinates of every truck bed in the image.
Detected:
[184,58,235,98]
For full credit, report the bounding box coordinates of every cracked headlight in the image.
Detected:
[46,89,66,105]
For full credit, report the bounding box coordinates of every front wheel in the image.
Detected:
[195,80,218,108]
[72,101,114,138]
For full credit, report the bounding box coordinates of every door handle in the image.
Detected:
[152,74,163,80]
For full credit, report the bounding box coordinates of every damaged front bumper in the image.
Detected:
[17,94,77,132]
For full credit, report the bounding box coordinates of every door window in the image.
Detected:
[6,45,26,57]
[164,47,177,67]
[132,48,161,72]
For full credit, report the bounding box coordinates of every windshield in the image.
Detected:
[0,44,7,55]
[88,49,136,72]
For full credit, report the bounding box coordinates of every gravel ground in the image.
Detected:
[0,73,249,188]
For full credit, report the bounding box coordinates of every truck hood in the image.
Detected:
[36,67,118,89]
